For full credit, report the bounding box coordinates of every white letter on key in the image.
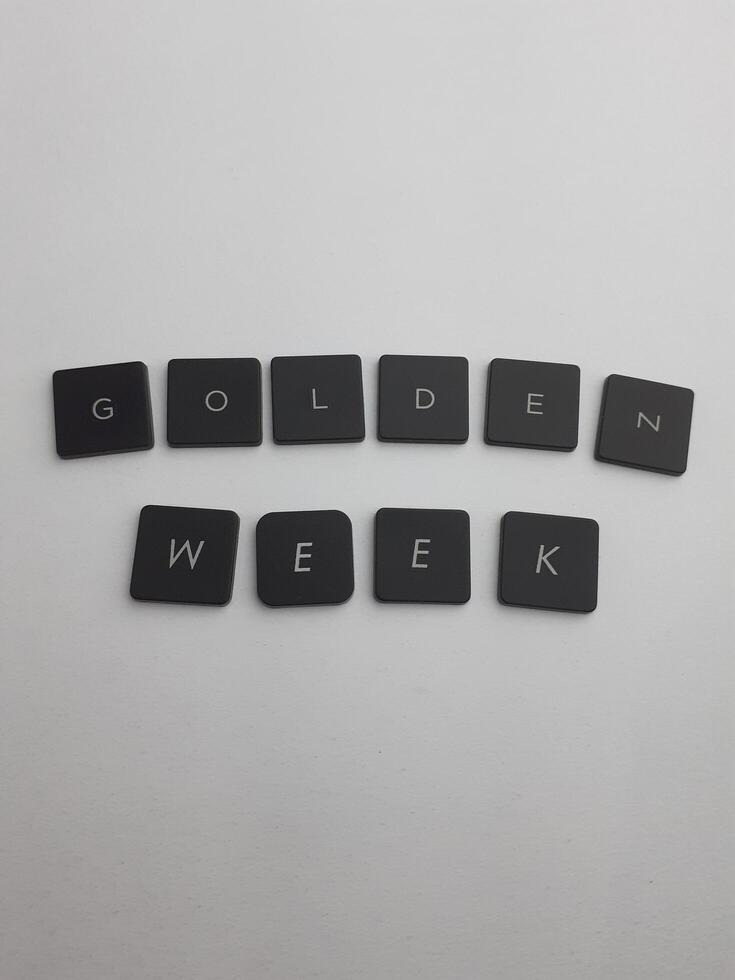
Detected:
[527,393,544,415]
[294,542,313,572]
[412,538,431,569]
[311,389,328,410]
[92,397,114,420]
[169,539,204,570]
[415,388,435,410]
[204,389,228,412]
[535,545,559,576]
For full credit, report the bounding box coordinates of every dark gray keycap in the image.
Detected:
[374,508,471,603]
[378,355,469,443]
[595,374,694,475]
[130,505,239,605]
[271,355,365,444]
[498,511,598,612]
[256,510,354,606]
[53,361,154,458]
[485,358,580,451]
[167,358,262,447]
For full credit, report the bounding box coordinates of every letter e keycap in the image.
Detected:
[374,508,471,603]
[256,510,354,606]
[485,358,580,451]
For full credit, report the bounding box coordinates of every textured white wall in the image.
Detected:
[1,2,733,978]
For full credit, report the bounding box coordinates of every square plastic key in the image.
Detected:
[374,508,471,603]
[378,355,469,443]
[484,358,580,451]
[256,510,354,606]
[498,511,598,613]
[595,374,694,475]
[167,358,262,447]
[130,505,239,605]
[270,355,365,444]
[53,361,153,458]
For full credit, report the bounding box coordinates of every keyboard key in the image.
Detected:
[167,357,262,447]
[484,358,580,451]
[256,510,354,606]
[378,355,469,443]
[498,511,598,612]
[270,355,365,444]
[374,508,471,603]
[595,374,694,475]
[130,505,239,605]
[53,361,154,459]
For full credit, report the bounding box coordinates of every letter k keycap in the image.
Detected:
[498,511,598,612]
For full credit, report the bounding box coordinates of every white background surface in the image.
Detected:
[1,2,734,978]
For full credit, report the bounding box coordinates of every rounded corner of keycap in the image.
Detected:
[255,512,273,533]
[256,585,277,607]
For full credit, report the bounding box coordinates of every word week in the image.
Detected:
[130,506,599,613]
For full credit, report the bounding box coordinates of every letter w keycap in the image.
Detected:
[130,505,239,605]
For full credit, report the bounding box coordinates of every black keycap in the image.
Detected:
[374,508,471,603]
[130,505,239,605]
[53,361,154,459]
[256,510,354,606]
[484,358,580,451]
[270,355,365,444]
[378,355,469,443]
[167,358,262,447]
[498,511,598,613]
[595,374,694,475]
